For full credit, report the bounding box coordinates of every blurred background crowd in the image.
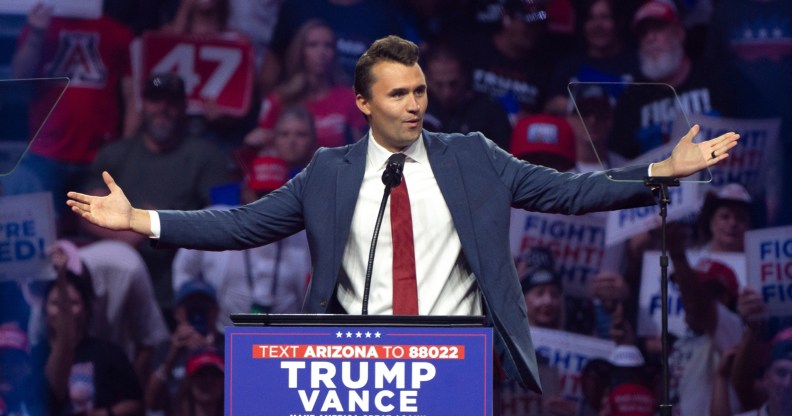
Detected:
[0,0,790,415]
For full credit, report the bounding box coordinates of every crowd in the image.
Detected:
[0,0,790,415]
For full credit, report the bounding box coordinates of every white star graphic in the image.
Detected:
[365,331,372,338]
[346,331,352,338]
[336,331,342,338]
[375,331,381,338]
[356,331,362,338]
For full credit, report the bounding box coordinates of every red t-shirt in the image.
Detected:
[19,16,133,163]
[258,86,367,148]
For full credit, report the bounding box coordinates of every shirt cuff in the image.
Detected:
[648,163,654,177]
[149,210,161,239]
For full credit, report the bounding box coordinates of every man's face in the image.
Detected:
[638,21,685,81]
[356,61,427,152]
[141,97,185,143]
[427,57,464,109]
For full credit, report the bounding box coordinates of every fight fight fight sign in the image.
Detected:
[226,326,493,416]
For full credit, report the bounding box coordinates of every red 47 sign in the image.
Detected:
[141,31,254,117]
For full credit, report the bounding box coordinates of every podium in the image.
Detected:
[226,314,493,415]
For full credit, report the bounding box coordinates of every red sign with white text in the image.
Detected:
[141,31,254,116]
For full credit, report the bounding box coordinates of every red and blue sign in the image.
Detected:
[226,326,493,415]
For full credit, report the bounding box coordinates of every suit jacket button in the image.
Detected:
[320,299,328,307]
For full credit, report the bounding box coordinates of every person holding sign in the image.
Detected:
[67,35,740,392]
[667,223,744,416]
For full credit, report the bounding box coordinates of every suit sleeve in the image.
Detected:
[481,136,657,214]
[155,150,320,251]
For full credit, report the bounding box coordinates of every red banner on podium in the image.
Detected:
[141,31,254,116]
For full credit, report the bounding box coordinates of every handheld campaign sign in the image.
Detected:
[0,78,69,176]
[0,192,56,281]
[567,81,711,183]
[228,314,492,416]
[140,32,254,117]
[745,226,792,318]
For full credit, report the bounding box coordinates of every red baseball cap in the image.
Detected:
[244,156,289,192]
[186,349,224,376]
[633,0,679,29]
[694,259,739,303]
[510,114,576,168]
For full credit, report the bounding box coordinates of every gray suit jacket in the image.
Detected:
[157,130,656,392]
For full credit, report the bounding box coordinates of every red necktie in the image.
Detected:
[390,176,418,315]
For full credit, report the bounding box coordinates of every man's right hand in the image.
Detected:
[67,171,153,236]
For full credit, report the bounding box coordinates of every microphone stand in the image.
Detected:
[644,175,679,416]
[362,154,406,315]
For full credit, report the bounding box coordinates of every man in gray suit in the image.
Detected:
[67,36,740,392]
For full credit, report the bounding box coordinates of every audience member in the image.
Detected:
[604,345,655,416]
[172,349,223,416]
[172,156,310,328]
[84,73,230,307]
[260,0,406,92]
[565,83,627,172]
[609,0,739,159]
[32,266,143,415]
[51,239,170,383]
[10,3,136,217]
[145,280,222,414]
[245,20,366,152]
[0,324,45,415]
[422,43,512,150]
[545,0,640,116]
[696,183,753,253]
[518,247,565,330]
[666,226,744,416]
[270,106,317,177]
[463,0,552,122]
[733,333,792,416]
[577,358,613,416]
[510,114,576,171]
[158,0,258,155]
[722,288,792,414]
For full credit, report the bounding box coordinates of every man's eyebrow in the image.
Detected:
[388,87,409,96]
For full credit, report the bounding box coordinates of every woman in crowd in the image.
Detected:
[244,19,366,153]
[33,256,143,415]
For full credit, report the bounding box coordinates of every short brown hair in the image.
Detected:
[353,35,419,99]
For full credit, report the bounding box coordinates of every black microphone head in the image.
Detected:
[382,153,407,187]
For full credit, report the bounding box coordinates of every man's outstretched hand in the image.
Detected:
[66,171,152,236]
[652,124,740,178]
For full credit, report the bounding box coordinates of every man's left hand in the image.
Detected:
[652,124,740,178]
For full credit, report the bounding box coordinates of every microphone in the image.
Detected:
[362,153,407,315]
[382,153,406,187]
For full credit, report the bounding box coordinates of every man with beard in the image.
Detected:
[608,0,740,159]
[83,73,230,310]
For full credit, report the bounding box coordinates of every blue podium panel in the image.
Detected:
[226,326,493,416]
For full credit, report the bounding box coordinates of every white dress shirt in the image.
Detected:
[336,133,482,316]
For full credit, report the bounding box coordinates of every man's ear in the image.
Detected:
[355,93,371,117]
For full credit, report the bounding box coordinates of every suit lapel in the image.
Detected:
[333,136,368,268]
[424,132,481,272]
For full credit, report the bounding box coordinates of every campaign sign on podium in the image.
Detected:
[226,323,492,415]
